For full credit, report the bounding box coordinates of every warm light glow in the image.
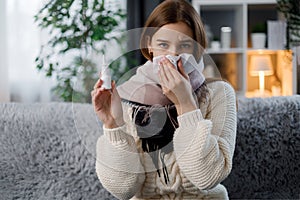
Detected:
[259,71,265,96]
[249,54,274,97]
[249,55,273,76]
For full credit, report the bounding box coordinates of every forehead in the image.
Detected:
[152,22,194,41]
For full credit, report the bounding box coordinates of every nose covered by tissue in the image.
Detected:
[153,53,204,74]
[152,53,205,91]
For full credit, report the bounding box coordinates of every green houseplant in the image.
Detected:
[251,22,267,49]
[251,22,267,34]
[276,0,300,49]
[34,0,126,102]
[276,0,300,94]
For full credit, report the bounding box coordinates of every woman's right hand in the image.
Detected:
[91,79,124,129]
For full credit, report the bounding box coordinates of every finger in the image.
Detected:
[159,67,173,97]
[158,63,169,85]
[112,80,122,98]
[91,89,99,105]
[91,89,96,97]
[160,58,176,81]
[93,88,102,98]
[94,79,100,89]
[93,79,103,89]
[110,80,116,95]
[111,80,116,91]
[91,87,102,97]
[92,88,110,107]
[177,59,189,80]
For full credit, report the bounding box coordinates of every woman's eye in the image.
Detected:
[158,43,169,49]
[180,43,192,49]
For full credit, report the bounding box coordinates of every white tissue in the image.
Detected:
[165,55,180,69]
[152,53,204,75]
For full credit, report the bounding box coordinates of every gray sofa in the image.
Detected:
[0,96,300,199]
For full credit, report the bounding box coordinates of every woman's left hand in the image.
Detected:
[158,57,197,115]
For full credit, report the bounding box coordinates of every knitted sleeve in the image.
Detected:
[95,125,145,200]
[173,81,237,190]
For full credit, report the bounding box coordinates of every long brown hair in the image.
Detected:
[140,0,207,61]
[140,0,237,109]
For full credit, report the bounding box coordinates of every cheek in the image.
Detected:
[179,49,193,55]
[152,49,167,58]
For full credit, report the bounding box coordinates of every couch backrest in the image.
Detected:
[222,96,300,199]
[1,96,300,199]
[0,102,117,200]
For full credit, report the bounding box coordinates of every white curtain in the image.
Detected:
[4,0,55,103]
[0,0,10,102]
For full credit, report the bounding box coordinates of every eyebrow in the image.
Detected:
[156,39,193,43]
[156,39,170,43]
[179,39,193,43]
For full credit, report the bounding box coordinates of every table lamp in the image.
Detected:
[249,54,274,97]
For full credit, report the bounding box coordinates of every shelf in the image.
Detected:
[193,0,276,5]
[206,48,244,54]
[247,49,280,54]
[199,4,244,50]
[192,0,296,96]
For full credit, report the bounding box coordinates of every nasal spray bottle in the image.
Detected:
[101,54,112,90]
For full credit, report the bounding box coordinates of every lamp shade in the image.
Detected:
[249,55,274,76]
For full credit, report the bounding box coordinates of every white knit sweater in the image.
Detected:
[95,81,237,199]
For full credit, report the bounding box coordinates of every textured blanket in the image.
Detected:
[0,96,300,199]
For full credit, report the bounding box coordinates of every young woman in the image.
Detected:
[91,0,237,199]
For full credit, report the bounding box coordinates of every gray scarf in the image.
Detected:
[117,54,205,184]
